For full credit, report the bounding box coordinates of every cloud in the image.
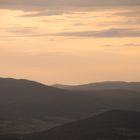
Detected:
[114,7,140,24]
[4,28,140,38]
[124,43,140,47]
[20,10,71,17]
[0,0,140,21]
[102,43,140,47]
[5,26,38,36]
[116,8,140,18]
[51,28,140,38]
[0,0,140,11]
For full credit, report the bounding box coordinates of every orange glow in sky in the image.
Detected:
[0,1,140,84]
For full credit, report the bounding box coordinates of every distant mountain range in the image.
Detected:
[0,78,140,135]
[23,110,140,140]
[53,81,140,91]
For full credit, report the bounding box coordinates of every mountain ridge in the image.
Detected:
[23,109,140,140]
[52,81,140,91]
[0,77,140,135]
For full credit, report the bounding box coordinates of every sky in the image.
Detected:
[0,0,140,85]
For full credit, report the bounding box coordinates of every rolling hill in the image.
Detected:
[0,78,140,134]
[24,110,140,140]
[53,81,140,91]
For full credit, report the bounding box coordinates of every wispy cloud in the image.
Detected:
[103,43,140,47]
[50,28,140,38]
[4,28,140,38]
[6,27,37,35]
[124,43,140,47]
[20,10,71,17]
[116,8,140,18]
[0,0,140,11]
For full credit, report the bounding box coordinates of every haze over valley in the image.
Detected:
[0,0,140,139]
[0,78,140,140]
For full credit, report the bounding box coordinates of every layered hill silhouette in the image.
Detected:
[53,81,140,91]
[0,78,140,134]
[24,110,140,140]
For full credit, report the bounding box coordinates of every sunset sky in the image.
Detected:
[0,0,140,85]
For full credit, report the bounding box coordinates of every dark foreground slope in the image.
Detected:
[0,78,140,134]
[53,81,140,91]
[24,110,140,140]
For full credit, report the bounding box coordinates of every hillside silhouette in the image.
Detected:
[0,78,140,135]
[24,110,140,140]
[53,81,140,91]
